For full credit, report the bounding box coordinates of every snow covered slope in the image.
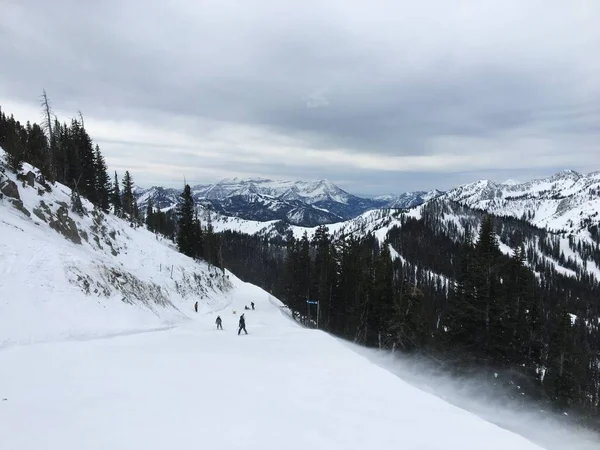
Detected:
[444,170,600,233]
[0,279,548,450]
[0,158,232,346]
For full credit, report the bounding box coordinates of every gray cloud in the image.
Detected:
[1,0,599,195]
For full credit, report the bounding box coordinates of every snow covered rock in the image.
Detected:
[0,177,19,200]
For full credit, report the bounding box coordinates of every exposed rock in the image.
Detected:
[9,198,31,217]
[49,205,82,245]
[0,179,20,200]
[25,171,35,187]
[32,200,52,223]
[33,207,47,222]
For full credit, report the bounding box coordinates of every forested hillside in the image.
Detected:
[217,201,600,429]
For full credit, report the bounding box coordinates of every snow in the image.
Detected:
[0,284,546,450]
[498,240,514,256]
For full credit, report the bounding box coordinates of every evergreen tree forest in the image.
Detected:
[0,98,174,235]
[1,100,123,218]
[217,202,600,429]
[0,99,221,263]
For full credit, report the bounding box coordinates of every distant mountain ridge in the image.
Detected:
[135,169,600,232]
[136,178,443,227]
[442,169,600,233]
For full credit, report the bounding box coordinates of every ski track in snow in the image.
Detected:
[0,285,547,450]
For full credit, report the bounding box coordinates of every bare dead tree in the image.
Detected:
[40,89,53,141]
[78,110,84,129]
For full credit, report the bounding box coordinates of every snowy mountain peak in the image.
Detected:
[549,169,581,182]
[444,169,600,232]
[375,189,444,209]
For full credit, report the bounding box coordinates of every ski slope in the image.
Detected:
[0,284,546,450]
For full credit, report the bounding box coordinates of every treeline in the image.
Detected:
[0,98,139,222]
[216,203,600,429]
[0,99,207,266]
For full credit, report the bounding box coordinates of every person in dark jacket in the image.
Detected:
[194,301,198,313]
[251,302,255,310]
[238,314,248,335]
[216,316,223,330]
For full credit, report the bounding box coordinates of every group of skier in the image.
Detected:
[196,301,255,335]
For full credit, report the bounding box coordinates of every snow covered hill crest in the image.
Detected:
[0,152,238,347]
[443,170,600,233]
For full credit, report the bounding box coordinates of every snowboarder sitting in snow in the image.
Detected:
[216,316,223,330]
[251,302,255,310]
[238,314,248,335]
[194,301,198,313]
[244,305,250,310]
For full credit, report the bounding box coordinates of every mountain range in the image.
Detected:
[442,169,600,233]
[136,178,442,227]
[136,169,600,233]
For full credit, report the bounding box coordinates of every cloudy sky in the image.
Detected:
[1,0,599,195]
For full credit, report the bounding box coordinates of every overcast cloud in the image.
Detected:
[1,0,599,195]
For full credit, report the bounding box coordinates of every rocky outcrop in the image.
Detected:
[49,205,82,245]
[25,171,35,187]
[0,178,20,200]
[9,199,31,217]
[32,201,52,223]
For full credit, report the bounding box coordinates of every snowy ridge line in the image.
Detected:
[443,169,600,233]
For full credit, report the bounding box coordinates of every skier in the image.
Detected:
[251,302,255,310]
[194,301,198,313]
[238,314,248,335]
[216,316,223,330]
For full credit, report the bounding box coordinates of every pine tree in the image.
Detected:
[76,122,98,204]
[3,120,24,172]
[370,243,395,347]
[94,145,111,212]
[133,200,140,224]
[26,123,50,179]
[176,184,196,258]
[192,209,203,259]
[111,171,122,215]
[146,199,155,232]
[121,171,135,216]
